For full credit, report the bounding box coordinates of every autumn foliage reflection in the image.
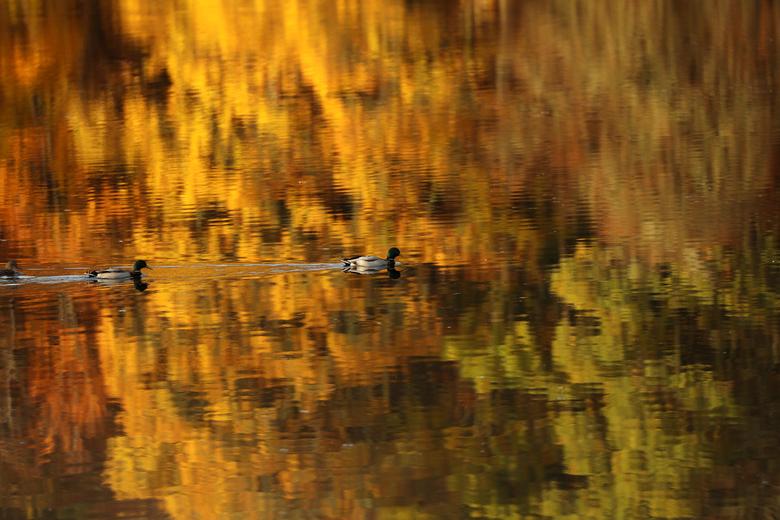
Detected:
[1,0,780,518]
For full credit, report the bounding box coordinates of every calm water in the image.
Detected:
[1,1,780,518]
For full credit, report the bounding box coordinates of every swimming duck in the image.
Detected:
[0,260,21,277]
[342,247,401,269]
[89,260,151,280]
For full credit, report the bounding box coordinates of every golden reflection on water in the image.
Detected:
[1,0,780,518]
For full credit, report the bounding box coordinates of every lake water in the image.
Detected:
[1,1,780,518]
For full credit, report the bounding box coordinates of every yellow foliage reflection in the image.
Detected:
[1,0,780,518]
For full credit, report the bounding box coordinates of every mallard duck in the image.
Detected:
[0,260,21,277]
[89,260,151,280]
[342,247,401,268]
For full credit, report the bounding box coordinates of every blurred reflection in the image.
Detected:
[342,265,402,278]
[88,276,150,292]
[0,0,779,519]
[133,279,149,292]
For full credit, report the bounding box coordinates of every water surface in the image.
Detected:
[1,1,780,518]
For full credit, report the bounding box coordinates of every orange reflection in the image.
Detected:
[1,0,780,518]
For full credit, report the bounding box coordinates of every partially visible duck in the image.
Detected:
[342,247,401,269]
[89,260,151,280]
[0,260,21,277]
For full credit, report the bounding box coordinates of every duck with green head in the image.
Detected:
[89,260,151,280]
[0,260,21,277]
[342,247,401,269]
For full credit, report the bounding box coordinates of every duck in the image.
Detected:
[88,260,151,280]
[0,260,22,277]
[342,247,401,269]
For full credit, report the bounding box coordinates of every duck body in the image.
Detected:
[89,260,151,280]
[342,247,401,269]
[91,268,138,280]
[0,260,21,277]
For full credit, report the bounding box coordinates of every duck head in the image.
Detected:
[133,260,152,271]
